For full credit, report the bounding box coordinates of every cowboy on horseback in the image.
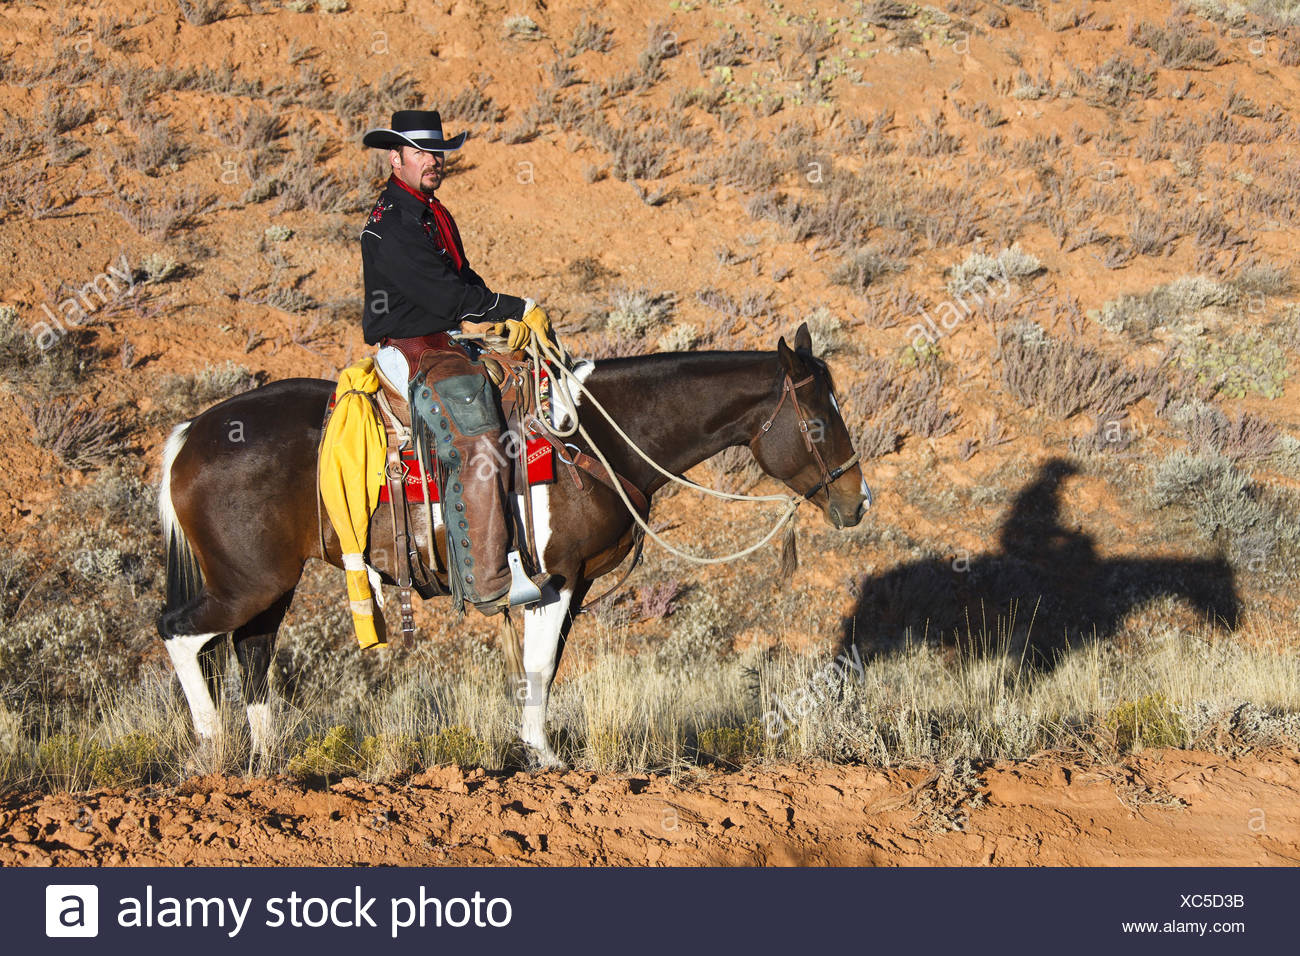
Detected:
[360,109,554,615]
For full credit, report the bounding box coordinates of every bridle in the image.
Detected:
[750,371,861,502]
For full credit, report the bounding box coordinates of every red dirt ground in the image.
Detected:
[4,749,1299,866]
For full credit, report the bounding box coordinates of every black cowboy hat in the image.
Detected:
[362,109,467,152]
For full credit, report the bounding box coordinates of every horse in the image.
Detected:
[156,323,870,768]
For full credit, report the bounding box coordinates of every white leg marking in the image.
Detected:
[860,476,873,510]
[246,702,273,756]
[166,633,222,740]
[520,585,573,765]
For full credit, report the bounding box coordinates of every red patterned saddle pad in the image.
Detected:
[379,435,556,504]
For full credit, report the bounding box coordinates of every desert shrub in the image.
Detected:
[1095,275,1237,335]
[1131,18,1223,68]
[0,470,161,716]
[123,118,188,174]
[832,245,907,294]
[109,185,213,239]
[0,304,39,379]
[89,732,164,787]
[655,322,698,352]
[843,358,959,452]
[1127,206,1180,257]
[503,15,543,41]
[568,12,614,54]
[604,287,674,337]
[1181,331,1288,399]
[425,725,488,767]
[175,0,227,26]
[445,75,504,133]
[706,138,783,190]
[1176,403,1280,464]
[140,252,181,284]
[705,446,762,494]
[593,123,670,181]
[696,720,763,766]
[39,91,93,135]
[802,307,843,355]
[1149,450,1300,571]
[1182,701,1300,753]
[907,111,963,156]
[1231,259,1292,295]
[155,361,257,419]
[947,244,1041,298]
[0,602,153,713]
[892,371,960,438]
[1150,450,1254,539]
[333,72,418,136]
[997,330,1162,419]
[287,724,364,778]
[654,592,732,670]
[274,605,385,712]
[1106,694,1185,751]
[21,399,129,470]
[1076,54,1158,107]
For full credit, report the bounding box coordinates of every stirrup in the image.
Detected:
[506,550,543,606]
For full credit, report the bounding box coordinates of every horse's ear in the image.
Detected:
[793,322,813,353]
[777,335,799,374]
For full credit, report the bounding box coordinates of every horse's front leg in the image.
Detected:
[519,584,573,769]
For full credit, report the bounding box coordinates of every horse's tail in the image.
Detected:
[158,421,203,619]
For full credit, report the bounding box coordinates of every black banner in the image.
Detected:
[7,867,1294,954]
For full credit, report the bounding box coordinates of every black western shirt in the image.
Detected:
[359,177,525,344]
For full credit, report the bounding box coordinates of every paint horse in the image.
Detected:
[157,324,870,768]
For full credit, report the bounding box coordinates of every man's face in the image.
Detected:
[391,145,445,194]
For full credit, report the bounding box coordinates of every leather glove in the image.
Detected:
[518,299,557,353]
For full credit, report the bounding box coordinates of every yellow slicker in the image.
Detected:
[318,358,389,649]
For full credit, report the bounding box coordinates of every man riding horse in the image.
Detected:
[360,109,554,616]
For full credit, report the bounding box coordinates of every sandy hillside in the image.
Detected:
[3,0,1300,865]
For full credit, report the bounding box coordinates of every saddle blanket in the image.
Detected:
[378,435,556,504]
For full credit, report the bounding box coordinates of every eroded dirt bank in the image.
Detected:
[3,750,1298,866]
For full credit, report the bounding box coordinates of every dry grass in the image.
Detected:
[4,607,1298,793]
[21,399,129,470]
[996,328,1165,419]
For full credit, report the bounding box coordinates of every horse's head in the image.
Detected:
[749,322,871,529]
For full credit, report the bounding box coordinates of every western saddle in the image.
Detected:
[367,332,649,635]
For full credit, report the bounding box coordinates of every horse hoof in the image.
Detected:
[183,737,224,776]
[526,748,568,772]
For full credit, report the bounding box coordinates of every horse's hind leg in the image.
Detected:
[233,590,295,760]
[163,587,297,752]
[165,633,227,744]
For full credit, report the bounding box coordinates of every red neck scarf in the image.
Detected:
[388,174,466,273]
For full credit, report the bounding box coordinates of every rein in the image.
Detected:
[521,337,860,566]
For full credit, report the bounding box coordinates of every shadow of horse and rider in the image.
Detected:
[840,458,1241,661]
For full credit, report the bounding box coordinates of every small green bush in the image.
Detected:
[1106,694,1184,752]
[91,732,162,787]
[359,732,421,777]
[426,725,487,767]
[697,720,764,765]
[287,724,363,778]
